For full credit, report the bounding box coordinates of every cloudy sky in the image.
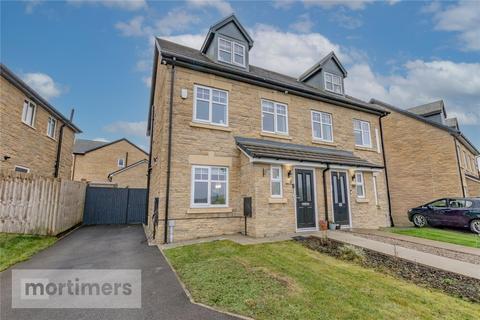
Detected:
[2,0,479,151]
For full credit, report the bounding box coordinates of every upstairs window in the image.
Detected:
[218,37,245,67]
[270,166,283,198]
[353,119,371,147]
[118,158,125,168]
[261,100,288,135]
[324,72,343,94]
[194,85,228,126]
[47,116,57,139]
[312,111,333,142]
[355,172,365,198]
[22,99,36,127]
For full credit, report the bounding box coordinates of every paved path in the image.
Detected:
[327,231,480,280]
[0,225,238,320]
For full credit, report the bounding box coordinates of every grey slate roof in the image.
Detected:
[445,117,459,130]
[298,51,347,81]
[235,137,382,168]
[155,38,386,115]
[73,139,109,154]
[407,100,446,117]
[1,64,81,133]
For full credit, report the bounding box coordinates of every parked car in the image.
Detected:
[408,198,480,233]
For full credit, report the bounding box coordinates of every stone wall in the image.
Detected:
[110,161,148,188]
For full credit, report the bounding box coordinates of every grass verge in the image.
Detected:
[165,240,480,320]
[387,227,480,248]
[0,233,57,271]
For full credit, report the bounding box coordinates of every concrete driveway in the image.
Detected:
[0,225,238,320]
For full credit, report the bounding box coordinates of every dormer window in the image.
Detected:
[324,72,343,94]
[218,37,245,67]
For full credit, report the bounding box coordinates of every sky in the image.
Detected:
[1,0,479,153]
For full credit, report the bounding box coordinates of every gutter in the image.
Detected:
[378,114,394,227]
[159,53,387,117]
[163,58,176,244]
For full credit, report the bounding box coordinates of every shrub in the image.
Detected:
[338,244,365,264]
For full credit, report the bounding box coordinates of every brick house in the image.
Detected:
[147,15,393,243]
[0,64,81,178]
[371,99,480,226]
[72,138,148,188]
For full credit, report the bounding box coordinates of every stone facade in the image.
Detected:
[0,76,76,179]
[72,140,148,186]
[382,109,480,226]
[110,160,148,188]
[148,62,390,242]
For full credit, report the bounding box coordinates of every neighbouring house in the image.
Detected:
[72,138,148,188]
[371,99,480,226]
[147,14,392,243]
[0,64,81,178]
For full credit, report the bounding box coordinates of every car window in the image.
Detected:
[429,199,447,208]
[449,200,465,208]
[465,201,474,208]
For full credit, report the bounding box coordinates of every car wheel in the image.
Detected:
[470,219,480,234]
[412,214,427,228]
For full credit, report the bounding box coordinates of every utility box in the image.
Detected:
[243,197,252,217]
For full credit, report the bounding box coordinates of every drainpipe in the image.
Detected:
[322,164,330,221]
[54,109,74,178]
[454,138,466,197]
[379,113,394,227]
[146,105,155,228]
[164,58,176,244]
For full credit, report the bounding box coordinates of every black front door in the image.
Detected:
[295,169,316,229]
[331,171,350,225]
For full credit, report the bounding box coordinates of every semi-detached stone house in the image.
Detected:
[72,138,148,188]
[0,64,81,178]
[147,15,393,243]
[371,99,480,226]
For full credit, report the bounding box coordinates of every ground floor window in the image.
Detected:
[270,165,282,197]
[355,172,365,198]
[191,165,228,207]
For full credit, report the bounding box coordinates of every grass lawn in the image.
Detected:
[387,227,480,248]
[0,233,57,271]
[165,240,480,320]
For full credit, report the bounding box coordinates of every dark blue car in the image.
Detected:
[408,198,480,234]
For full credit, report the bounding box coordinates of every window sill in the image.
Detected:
[47,135,56,142]
[189,122,232,132]
[187,207,233,214]
[260,132,292,140]
[312,139,336,147]
[21,121,36,130]
[355,146,376,152]
[356,198,369,203]
[269,197,287,204]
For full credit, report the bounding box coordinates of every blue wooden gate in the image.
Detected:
[83,187,147,225]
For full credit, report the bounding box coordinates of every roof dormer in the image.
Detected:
[298,51,347,95]
[201,14,253,71]
[407,100,447,125]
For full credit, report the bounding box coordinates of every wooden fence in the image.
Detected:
[0,172,87,235]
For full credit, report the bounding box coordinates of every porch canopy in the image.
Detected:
[235,136,382,168]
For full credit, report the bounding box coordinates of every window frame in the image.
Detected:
[324,72,343,94]
[14,165,30,173]
[261,99,289,135]
[22,99,37,128]
[355,172,366,198]
[353,119,372,148]
[117,158,125,168]
[311,110,333,142]
[217,37,246,67]
[191,165,229,208]
[46,116,57,139]
[193,85,229,127]
[270,165,283,198]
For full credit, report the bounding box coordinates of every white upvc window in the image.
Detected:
[193,85,228,126]
[324,72,343,94]
[14,165,30,173]
[218,37,245,67]
[353,119,372,147]
[47,116,57,139]
[261,99,288,135]
[191,166,228,207]
[311,111,333,142]
[270,165,283,198]
[117,158,125,168]
[355,172,365,198]
[22,99,36,127]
